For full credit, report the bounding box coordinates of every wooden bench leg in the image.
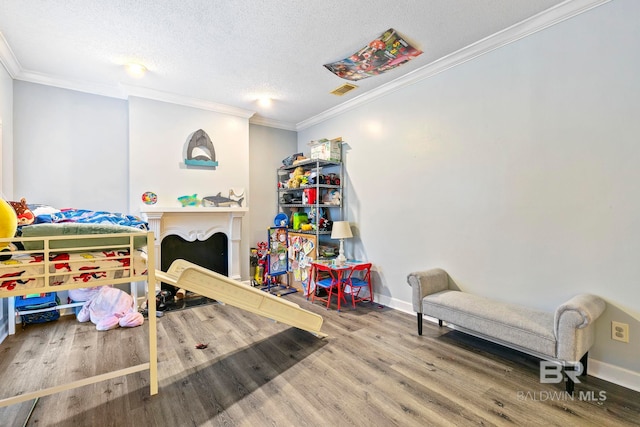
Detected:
[565,353,588,395]
[580,352,589,377]
[566,377,575,395]
[416,314,443,336]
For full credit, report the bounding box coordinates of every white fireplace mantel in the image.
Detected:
[140,206,248,280]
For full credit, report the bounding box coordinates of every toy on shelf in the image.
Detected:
[142,191,158,205]
[202,189,244,207]
[178,194,200,207]
[322,190,341,206]
[286,167,305,189]
[274,213,289,227]
[282,153,304,167]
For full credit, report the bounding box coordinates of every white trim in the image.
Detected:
[0,1,610,130]
[10,71,256,119]
[0,34,255,120]
[0,32,20,77]
[123,85,255,119]
[589,359,640,393]
[295,0,611,130]
[375,293,413,315]
[18,69,127,99]
[250,115,296,131]
[141,209,246,281]
[140,206,248,214]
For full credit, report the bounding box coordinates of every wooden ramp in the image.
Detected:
[155,259,327,338]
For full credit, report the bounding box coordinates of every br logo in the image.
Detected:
[539,361,583,384]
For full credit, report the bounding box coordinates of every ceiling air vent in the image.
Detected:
[330,83,358,96]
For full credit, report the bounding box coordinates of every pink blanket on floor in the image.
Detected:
[77,286,143,331]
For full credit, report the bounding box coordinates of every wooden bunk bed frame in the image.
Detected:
[0,231,158,407]
[0,231,327,409]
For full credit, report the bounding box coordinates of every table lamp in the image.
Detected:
[331,221,352,266]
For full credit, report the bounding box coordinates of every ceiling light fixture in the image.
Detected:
[125,63,147,77]
[257,97,272,108]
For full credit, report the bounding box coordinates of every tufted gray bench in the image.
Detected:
[407,268,606,394]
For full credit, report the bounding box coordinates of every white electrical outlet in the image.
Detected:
[611,321,629,343]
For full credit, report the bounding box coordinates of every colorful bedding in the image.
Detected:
[0,248,147,292]
[32,208,148,229]
[1,203,150,294]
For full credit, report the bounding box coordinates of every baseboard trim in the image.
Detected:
[589,359,640,393]
[377,294,413,315]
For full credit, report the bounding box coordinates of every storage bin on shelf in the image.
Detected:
[309,138,342,162]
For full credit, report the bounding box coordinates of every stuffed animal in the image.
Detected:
[9,197,35,225]
[287,167,305,189]
[0,198,18,251]
[77,287,144,331]
[322,190,341,205]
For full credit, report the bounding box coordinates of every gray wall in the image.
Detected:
[298,0,639,386]
[248,124,296,249]
[13,81,128,212]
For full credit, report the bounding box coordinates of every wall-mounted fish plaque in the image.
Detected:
[184,129,218,168]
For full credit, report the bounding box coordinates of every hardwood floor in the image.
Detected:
[1,293,639,426]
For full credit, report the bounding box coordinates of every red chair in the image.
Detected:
[310,262,344,309]
[343,263,373,309]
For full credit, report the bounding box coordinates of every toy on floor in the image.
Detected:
[77,287,144,331]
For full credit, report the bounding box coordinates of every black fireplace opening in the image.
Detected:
[159,233,228,309]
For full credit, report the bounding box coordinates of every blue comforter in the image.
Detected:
[34,209,148,229]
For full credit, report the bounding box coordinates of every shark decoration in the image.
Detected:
[184,129,218,168]
[202,189,245,208]
[177,190,244,208]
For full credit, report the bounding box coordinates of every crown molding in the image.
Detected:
[0,32,21,77]
[18,69,128,99]
[249,115,296,131]
[296,0,611,131]
[0,35,255,120]
[122,84,255,119]
[1,0,610,129]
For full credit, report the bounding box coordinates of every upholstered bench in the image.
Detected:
[407,268,606,394]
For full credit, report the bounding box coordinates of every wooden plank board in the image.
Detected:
[155,259,327,338]
[1,293,639,426]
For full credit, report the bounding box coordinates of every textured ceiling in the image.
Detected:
[0,1,593,129]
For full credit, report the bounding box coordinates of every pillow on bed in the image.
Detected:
[27,203,61,217]
[21,223,149,250]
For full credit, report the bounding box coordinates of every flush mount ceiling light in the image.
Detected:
[125,63,147,77]
[257,97,272,108]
